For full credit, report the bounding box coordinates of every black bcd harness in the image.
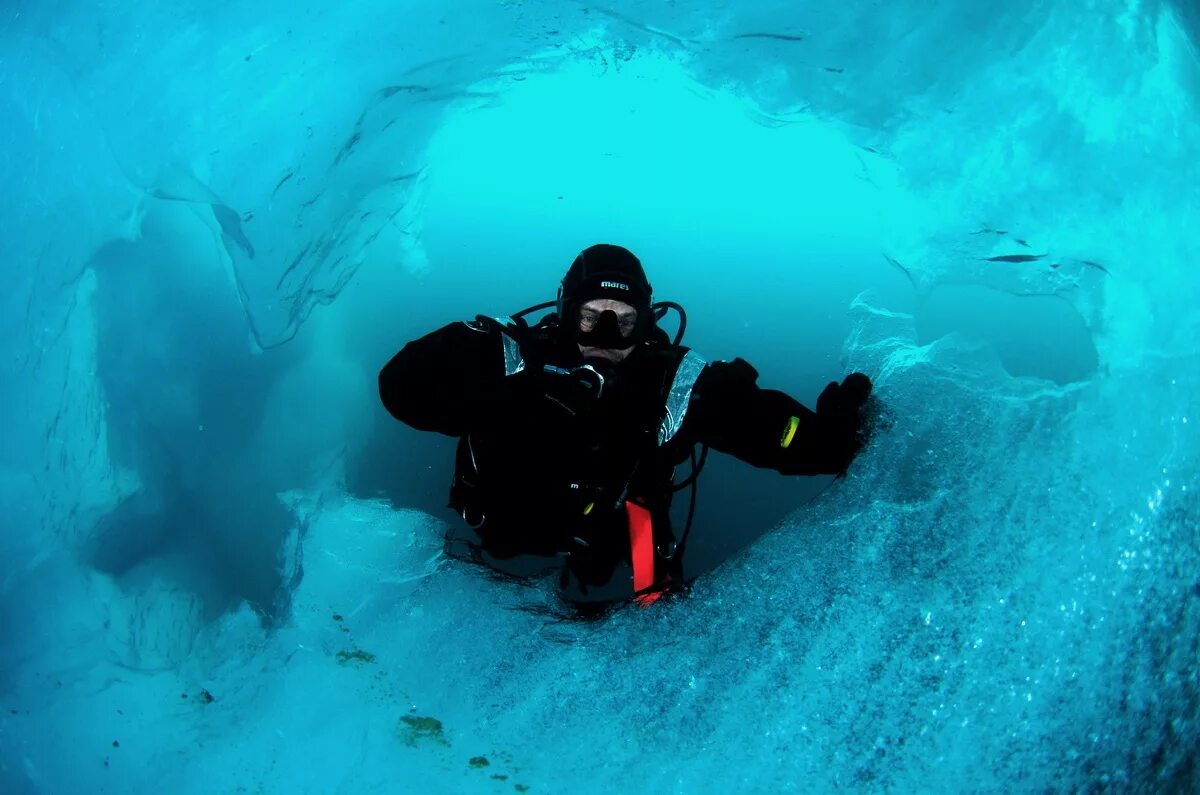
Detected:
[448,299,710,598]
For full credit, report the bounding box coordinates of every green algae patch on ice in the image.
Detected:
[335,649,376,666]
[396,714,449,747]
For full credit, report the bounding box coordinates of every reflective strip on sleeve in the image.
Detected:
[780,415,800,448]
[658,350,706,445]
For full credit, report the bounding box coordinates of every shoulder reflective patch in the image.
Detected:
[494,315,526,376]
[658,350,706,445]
[501,332,525,376]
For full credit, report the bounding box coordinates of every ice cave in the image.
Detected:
[1,1,1197,792]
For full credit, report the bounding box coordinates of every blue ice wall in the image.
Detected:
[1,1,1197,792]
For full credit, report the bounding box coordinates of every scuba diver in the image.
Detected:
[379,243,873,614]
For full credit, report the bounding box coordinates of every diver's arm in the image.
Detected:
[379,321,505,436]
[687,359,872,476]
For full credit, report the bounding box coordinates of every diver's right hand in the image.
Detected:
[541,362,612,417]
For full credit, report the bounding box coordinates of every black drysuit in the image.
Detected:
[379,315,869,607]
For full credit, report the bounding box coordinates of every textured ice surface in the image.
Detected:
[2,1,1198,792]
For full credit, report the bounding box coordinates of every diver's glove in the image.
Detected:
[541,361,613,417]
[815,372,874,476]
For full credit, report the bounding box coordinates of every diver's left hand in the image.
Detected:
[816,372,874,473]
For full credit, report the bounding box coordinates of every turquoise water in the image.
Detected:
[1,2,1197,792]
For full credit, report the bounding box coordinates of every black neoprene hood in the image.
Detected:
[557,244,653,317]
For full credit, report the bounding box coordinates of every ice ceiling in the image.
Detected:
[1,1,1198,792]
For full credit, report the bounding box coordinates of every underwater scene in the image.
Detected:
[1,1,1197,792]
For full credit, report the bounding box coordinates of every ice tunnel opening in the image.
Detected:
[352,42,1100,580]
[347,45,913,579]
[77,34,1110,631]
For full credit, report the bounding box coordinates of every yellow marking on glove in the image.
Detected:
[583,501,595,515]
[780,416,800,449]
